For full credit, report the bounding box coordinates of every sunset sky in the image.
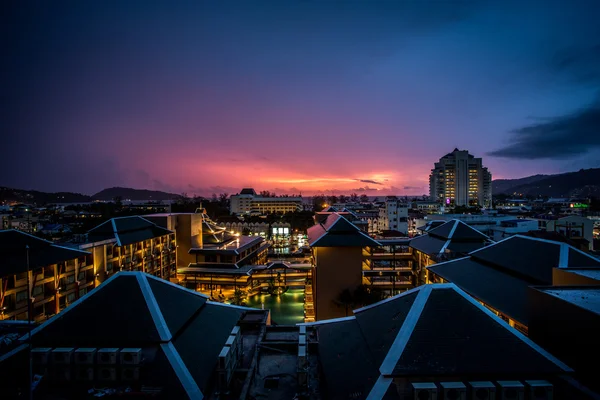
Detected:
[2,1,600,196]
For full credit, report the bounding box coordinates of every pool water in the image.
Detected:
[246,288,305,325]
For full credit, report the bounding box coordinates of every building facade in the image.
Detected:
[0,230,91,321]
[429,148,492,208]
[230,188,302,215]
[83,216,177,282]
[377,197,408,234]
[546,215,595,251]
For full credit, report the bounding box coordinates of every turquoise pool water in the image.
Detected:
[246,288,305,325]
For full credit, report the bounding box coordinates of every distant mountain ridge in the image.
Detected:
[493,168,600,197]
[0,186,178,204]
[91,187,178,201]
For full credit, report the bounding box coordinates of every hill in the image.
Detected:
[91,187,178,201]
[493,168,600,197]
[0,187,92,205]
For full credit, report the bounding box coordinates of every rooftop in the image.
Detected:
[535,286,600,316]
[87,216,173,246]
[0,230,90,276]
[307,213,380,247]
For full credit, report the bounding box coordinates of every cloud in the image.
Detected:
[352,186,379,192]
[355,179,383,185]
[403,186,422,190]
[551,43,600,84]
[488,97,600,159]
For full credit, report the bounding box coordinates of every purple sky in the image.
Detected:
[2,1,600,196]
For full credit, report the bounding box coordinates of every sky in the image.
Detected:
[2,1,600,197]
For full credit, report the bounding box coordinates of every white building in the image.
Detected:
[490,219,539,241]
[230,188,302,215]
[423,213,519,237]
[377,197,408,234]
[429,148,492,208]
[546,215,595,251]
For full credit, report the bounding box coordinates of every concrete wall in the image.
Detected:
[547,216,594,250]
[313,246,363,321]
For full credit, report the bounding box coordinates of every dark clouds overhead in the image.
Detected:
[489,97,600,159]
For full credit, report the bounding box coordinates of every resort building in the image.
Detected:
[0,271,269,399]
[377,197,408,235]
[82,216,177,282]
[528,285,600,393]
[0,230,91,321]
[410,219,492,284]
[308,283,580,400]
[230,188,302,215]
[307,213,381,321]
[427,235,600,334]
[429,148,492,208]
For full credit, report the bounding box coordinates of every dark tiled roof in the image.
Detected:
[0,230,89,276]
[470,236,560,283]
[16,272,256,398]
[87,216,173,246]
[533,286,600,316]
[317,318,379,400]
[569,247,600,267]
[147,277,207,335]
[427,220,456,239]
[451,220,490,240]
[408,234,446,255]
[393,288,568,376]
[354,291,417,365]
[428,258,533,325]
[445,241,488,254]
[29,274,165,348]
[313,284,571,399]
[173,303,243,390]
[307,213,380,247]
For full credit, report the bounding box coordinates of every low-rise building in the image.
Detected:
[427,235,600,334]
[82,216,177,282]
[230,188,302,215]
[308,283,579,399]
[410,219,492,283]
[528,285,600,393]
[490,218,539,241]
[0,271,269,399]
[546,215,595,251]
[377,197,408,234]
[0,230,91,321]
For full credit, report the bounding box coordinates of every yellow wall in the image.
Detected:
[313,246,363,320]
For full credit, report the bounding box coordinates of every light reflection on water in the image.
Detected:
[246,289,305,325]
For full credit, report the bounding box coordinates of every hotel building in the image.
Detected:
[82,216,177,282]
[427,234,600,334]
[377,197,408,234]
[429,148,492,208]
[0,230,91,321]
[230,188,303,215]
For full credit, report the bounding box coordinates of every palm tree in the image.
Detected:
[231,288,246,306]
[336,288,354,317]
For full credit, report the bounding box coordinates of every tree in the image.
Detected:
[359,194,369,203]
[114,196,123,209]
[349,193,359,202]
[312,195,327,212]
[218,193,229,207]
[338,195,347,203]
[231,288,247,306]
[211,193,218,202]
[337,288,354,317]
[327,195,339,205]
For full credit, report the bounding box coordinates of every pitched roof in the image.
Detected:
[0,230,90,276]
[307,213,380,247]
[18,272,255,398]
[409,220,490,257]
[87,216,173,246]
[311,284,571,400]
[428,235,600,325]
[532,286,600,316]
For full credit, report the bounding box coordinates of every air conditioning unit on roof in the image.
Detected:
[440,382,466,400]
[468,381,496,400]
[97,366,117,381]
[525,380,553,400]
[52,348,74,365]
[75,348,96,365]
[97,348,120,365]
[75,365,94,381]
[32,348,52,365]
[496,381,524,400]
[120,348,142,365]
[412,382,437,400]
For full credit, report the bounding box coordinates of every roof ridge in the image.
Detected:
[136,274,172,342]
